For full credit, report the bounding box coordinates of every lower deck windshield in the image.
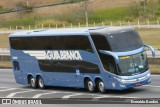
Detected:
[99,51,148,76]
[118,51,149,76]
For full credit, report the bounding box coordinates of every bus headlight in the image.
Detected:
[114,77,137,83]
[114,77,130,82]
[146,73,150,78]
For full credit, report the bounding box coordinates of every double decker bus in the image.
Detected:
[9,27,155,93]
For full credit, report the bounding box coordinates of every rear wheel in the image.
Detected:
[37,76,45,89]
[29,76,37,88]
[97,79,106,93]
[85,79,96,93]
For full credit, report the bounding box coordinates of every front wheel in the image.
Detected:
[85,79,96,93]
[97,80,106,93]
[37,76,45,89]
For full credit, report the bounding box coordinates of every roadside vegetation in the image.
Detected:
[1,0,160,27]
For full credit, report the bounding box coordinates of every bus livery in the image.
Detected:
[9,27,155,93]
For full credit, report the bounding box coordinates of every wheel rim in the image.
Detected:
[30,78,35,87]
[99,81,105,92]
[39,78,44,88]
[88,81,94,91]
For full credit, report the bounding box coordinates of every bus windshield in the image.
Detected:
[118,51,149,76]
[106,30,143,52]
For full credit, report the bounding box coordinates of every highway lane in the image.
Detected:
[0,69,160,99]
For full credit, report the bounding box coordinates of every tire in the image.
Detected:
[97,79,106,93]
[37,76,45,89]
[85,79,96,93]
[29,76,37,89]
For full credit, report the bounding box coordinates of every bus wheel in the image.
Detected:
[85,79,95,93]
[29,76,37,88]
[97,79,106,93]
[37,76,45,89]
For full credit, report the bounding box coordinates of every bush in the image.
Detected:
[16,1,33,13]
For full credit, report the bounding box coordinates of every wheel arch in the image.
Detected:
[27,74,33,84]
[94,76,103,85]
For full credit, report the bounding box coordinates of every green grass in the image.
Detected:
[1,17,37,27]
[1,0,160,27]
[89,7,128,23]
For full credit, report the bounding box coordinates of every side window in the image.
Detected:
[32,36,58,50]
[99,53,117,74]
[91,35,110,51]
[59,36,93,52]
[10,36,58,50]
[77,36,93,52]
[10,36,93,52]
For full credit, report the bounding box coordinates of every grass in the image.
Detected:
[149,65,160,73]
[89,7,128,23]
[0,61,12,68]
[1,0,160,27]
[137,29,160,49]
[0,33,9,48]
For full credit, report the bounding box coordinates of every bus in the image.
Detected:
[9,27,155,93]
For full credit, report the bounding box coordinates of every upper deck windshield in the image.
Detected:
[106,30,143,52]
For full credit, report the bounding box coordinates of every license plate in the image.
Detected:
[135,83,141,87]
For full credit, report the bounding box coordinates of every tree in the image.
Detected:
[16,1,33,13]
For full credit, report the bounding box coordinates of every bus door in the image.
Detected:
[98,52,118,87]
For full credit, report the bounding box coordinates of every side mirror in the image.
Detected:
[99,50,119,64]
[144,44,155,57]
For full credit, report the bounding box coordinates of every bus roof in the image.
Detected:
[9,26,135,37]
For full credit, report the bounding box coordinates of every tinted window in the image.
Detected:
[99,53,117,74]
[38,60,100,74]
[91,35,110,50]
[10,36,93,52]
[106,31,143,52]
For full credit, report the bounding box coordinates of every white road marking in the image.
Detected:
[143,85,160,88]
[93,95,137,99]
[32,92,57,98]
[92,95,138,101]
[93,95,111,99]
[62,93,83,98]
[0,88,16,92]
[0,87,8,89]
[6,90,35,98]
[151,75,160,77]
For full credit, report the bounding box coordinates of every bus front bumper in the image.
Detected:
[114,73,151,90]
